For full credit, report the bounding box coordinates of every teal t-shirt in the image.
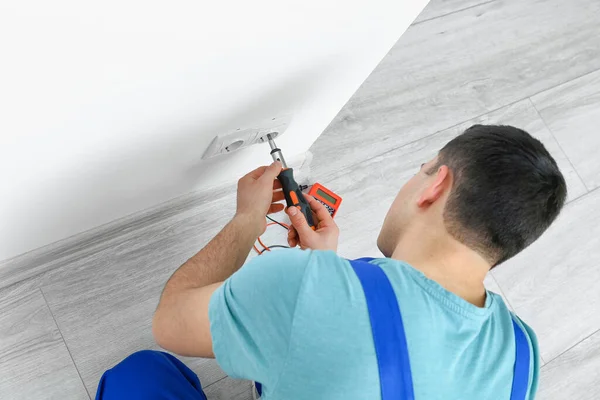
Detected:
[209,249,539,399]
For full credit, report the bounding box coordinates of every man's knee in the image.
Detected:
[96,350,165,399]
[95,350,205,400]
[108,350,183,380]
[116,350,163,368]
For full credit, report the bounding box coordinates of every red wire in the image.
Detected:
[257,236,271,252]
[254,220,290,254]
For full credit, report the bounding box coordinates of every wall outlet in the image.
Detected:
[202,115,292,159]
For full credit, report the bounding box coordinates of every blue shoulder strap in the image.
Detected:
[349,258,415,400]
[510,318,531,400]
[349,258,531,400]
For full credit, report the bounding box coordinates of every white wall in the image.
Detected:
[0,0,428,261]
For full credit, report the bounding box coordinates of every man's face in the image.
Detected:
[377,157,439,257]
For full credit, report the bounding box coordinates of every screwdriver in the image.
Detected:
[266,133,316,230]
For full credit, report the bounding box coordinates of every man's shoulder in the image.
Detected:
[230,249,351,296]
[239,248,313,279]
[298,250,357,283]
[249,248,350,277]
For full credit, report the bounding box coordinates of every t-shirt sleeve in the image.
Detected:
[208,248,312,385]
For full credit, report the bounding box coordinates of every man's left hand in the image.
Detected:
[235,161,285,235]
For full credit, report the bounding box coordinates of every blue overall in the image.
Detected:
[350,257,531,400]
[95,258,530,399]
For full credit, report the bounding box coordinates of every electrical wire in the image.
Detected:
[254,217,291,255]
[254,221,288,254]
[266,214,289,230]
[258,245,290,255]
[255,185,309,254]
[257,235,272,252]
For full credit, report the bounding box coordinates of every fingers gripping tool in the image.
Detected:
[266,134,316,230]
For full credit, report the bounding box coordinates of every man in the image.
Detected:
[96,125,566,399]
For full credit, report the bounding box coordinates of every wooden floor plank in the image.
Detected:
[532,68,600,191]
[414,0,494,24]
[311,0,600,179]
[323,99,586,262]
[538,329,600,400]
[0,290,88,400]
[493,187,600,362]
[39,195,236,395]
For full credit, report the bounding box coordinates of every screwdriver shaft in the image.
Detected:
[266,133,287,168]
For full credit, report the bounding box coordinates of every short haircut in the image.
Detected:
[430,124,567,266]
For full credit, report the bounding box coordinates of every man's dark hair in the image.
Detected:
[430,124,567,266]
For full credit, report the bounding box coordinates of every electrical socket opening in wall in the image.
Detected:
[202,115,291,159]
[257,131,281,143]
[225,140,245,152]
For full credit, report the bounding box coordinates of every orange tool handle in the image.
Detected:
[277,168,316,229]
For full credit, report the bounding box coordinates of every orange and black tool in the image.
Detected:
[267,134,316,230]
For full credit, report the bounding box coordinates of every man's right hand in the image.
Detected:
[286,194,339,252]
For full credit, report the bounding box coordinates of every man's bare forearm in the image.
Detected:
[162,213,262,294]
[153,162,283,357]
[152,214,263,357]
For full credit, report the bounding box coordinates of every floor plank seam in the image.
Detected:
[39,287,92,400]
[528,98,591,193]
[411,0,497,26]
[0,270,56,298]
[203,375,229,389]
[541,326,600,369]
[317,95,547,184]
[525,67,600,112]
[488,273,514,308]
[319,64,600,192]
[0,184,237,293]
[563,183,599,206]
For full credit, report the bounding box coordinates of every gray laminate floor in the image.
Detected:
[2,0,600,398]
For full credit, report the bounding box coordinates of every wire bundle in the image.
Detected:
[253,215,291,255]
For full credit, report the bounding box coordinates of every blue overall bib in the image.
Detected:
[95,258,531,399]
[350,257,531,400]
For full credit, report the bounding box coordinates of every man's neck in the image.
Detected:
[390,229,490,307]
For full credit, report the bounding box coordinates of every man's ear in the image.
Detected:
[417,165,451,208]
